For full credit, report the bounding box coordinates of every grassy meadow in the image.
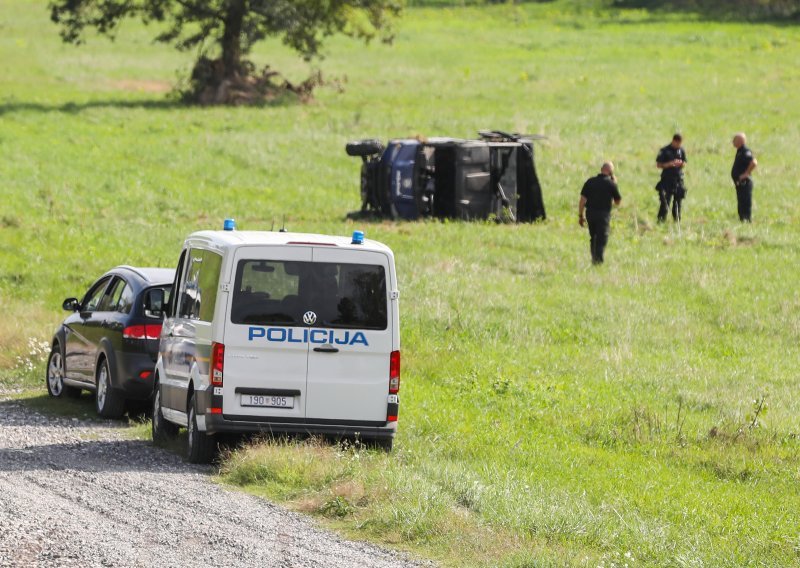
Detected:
[2,0,800,565]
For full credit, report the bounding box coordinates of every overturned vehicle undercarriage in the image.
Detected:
[345,131,546,223]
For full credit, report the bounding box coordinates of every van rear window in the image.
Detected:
[231,260,387,330]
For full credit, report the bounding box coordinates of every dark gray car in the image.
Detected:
[47,265,174,418]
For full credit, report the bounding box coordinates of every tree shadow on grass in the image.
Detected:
[0,99,181,116]
[0,94,302,116]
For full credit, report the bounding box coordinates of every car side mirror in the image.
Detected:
[62,297,80,312]
[144,289,165,319]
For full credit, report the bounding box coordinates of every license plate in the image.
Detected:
[241,394,294,408]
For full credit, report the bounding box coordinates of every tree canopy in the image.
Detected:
[50,0,402,104]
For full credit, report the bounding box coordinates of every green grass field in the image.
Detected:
[3,0,800,565]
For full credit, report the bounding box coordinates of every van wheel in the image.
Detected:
[152,381,178,444]
[374,438,394,453]
[95,358,125,419]
[46,346,81,399]
[186,393,216,464]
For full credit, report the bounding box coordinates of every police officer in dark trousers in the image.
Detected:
[731,132,758,222]
[655,134,687,222]
[579,162,622,265]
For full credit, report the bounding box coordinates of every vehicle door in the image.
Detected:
[161,249,188,410]
[162,248,222,412]
[88,276,129,350]
[223,246,313,421]
[65,276,112,382]
[305,248,394,424]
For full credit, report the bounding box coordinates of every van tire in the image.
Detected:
[186,393,215,464]
[152,381,178,444]
[95,357,125,419]
[375,438,393,452]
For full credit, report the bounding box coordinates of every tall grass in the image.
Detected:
[2,0,800,565]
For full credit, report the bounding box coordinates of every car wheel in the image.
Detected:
[152,380,178,444]
[186,392,216,464]
[46,345,80,398]
[95,357,125,418]
[345,139,383,157]
[375,438,394,453]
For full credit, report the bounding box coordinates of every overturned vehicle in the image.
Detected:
[345,131,546,223]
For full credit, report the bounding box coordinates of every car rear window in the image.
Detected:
[231,260,387,330]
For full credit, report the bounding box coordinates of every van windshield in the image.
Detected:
[231,260,387,330]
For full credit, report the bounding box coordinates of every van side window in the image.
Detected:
[231,260,387,330]
[169,250,187,318]
[179,253,202,319]
[179,249,222,322]
[197,251,222,322]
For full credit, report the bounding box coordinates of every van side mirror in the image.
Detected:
[144,289,165,319]
[62,297,80,312]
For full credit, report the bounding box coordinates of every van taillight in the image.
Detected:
[123,325,162,340]
[389,350,400,393]
[211,342,224,386]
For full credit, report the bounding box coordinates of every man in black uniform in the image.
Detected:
[579,162,622,265]
[731,133,758,222]
[655,133,687,223]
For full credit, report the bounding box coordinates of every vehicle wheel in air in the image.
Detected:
[346,139,384,157]
[186,392,216,464]
[46,345,81,399]
[151,380,178,444]
[95,357,125,418]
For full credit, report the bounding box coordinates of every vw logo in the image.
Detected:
[303,311,317,326]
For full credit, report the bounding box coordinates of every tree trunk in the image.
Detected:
[221,0,246,79]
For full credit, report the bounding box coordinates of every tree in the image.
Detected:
[50,0,402,104]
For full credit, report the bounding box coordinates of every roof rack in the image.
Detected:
[115,265,149,280]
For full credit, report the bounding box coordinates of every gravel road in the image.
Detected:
[0,393,426,568]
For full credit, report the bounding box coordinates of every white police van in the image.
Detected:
[152,222,400,463]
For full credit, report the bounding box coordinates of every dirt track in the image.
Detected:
[0,394,425,568]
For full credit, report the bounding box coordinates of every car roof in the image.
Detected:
[184,231,393,255]
[112,266,175,285]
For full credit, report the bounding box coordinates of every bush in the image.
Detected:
[610,0,800,19]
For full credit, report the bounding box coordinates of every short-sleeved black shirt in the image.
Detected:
[731,145,754,181]
[581,174,621,213]
[656,144,687,182]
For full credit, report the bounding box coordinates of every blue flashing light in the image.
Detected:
[223,218,236,231]
[351,230,365,245]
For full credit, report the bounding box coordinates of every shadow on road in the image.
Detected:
[3,391,150,421]
[0,438,201,473]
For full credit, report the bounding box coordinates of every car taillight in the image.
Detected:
[145,324,161,339]
[123,325,162,340]
[123,325,145,339]
[211,342,224,386]
[389,350,400,393]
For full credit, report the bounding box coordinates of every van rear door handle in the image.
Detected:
[313,346,339,353]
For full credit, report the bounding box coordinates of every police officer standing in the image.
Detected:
[655,134,687,223]
[579,162,622,265]
[731,132,758,222]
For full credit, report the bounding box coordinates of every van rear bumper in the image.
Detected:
[203,413,396,440]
